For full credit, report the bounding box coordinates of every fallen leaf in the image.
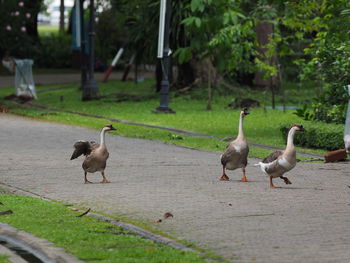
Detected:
[163,212,173,219]
[76,208,91,217]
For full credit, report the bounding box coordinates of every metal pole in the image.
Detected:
[82,0,99,101]
[59,0,65,33]
[154,0,175,113]
[79,0,87,90]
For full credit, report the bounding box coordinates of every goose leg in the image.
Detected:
[84,172,92,184]
[100,171,110,183]
[269,176,279,188]
[240,168,248,182]
[280,176,292,185]
[219,166,230,181]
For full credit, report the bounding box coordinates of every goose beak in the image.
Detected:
[106,124,117,131]
[242,108,249,115]
[299,125,305,132]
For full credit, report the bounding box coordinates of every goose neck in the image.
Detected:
[100,129,106,146]
[237,113,244,139]
[286,128,296,149]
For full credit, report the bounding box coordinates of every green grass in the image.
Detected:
[0,255,9,263]
[0,79,341,158]
[0,193,214,263]
[38,25,60,36]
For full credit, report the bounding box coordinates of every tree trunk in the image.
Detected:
[25,0,43,40]
[60,0,65,33]
[207,66,212,111]
[254,21,278,89]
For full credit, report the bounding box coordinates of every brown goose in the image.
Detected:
[255,124,305,188]
[220,108,249,182]
[71,124,116,184]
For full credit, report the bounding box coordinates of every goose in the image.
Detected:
[220,108,249,182]
[71,124,116,184]
[344,135,350,153]
[254,124,305,188]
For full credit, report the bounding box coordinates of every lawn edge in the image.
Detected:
[0,182,225,262]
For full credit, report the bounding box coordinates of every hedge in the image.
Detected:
[280,122,344,151]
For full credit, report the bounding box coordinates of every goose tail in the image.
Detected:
[254,162,268,175]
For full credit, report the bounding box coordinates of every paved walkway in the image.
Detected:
[0,114,349,263]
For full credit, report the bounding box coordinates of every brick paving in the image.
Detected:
[0,114,349,262]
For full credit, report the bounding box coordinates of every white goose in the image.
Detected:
[344,135,350,153]
[71,124,116,184]
[220,108,249,182]
[255,124,305,188]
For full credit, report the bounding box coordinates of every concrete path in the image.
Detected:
[0,114,349,263]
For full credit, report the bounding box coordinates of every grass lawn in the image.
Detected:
[0,193,215,263]
[0,255,9,263]
[0,78,343,159]
[38,25,60,36]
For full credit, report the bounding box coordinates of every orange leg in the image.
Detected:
[280,176,292,185]
[269,176,279,188]
[240,168,248,182]
[84,172,92,184]
[219,166,229,181]
[100,171,110,183]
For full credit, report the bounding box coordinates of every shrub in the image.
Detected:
[0,0,41,58]
[34,34,72,68]
[280,122,344,151]
[294,86,349,124]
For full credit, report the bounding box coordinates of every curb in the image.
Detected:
[0,183,206,260]
[0,223,83,263]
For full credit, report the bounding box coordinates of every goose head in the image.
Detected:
[291,124,305,132]
[103,124,117,132]
[240,107,249,117]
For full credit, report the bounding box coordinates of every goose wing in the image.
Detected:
[262,150,283,163]
[70,140,98,160]
[221,143,248,167]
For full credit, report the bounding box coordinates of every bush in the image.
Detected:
[0,0,41,59]
[34,34,72,68]
[294,86,349,124]
[280,122,344,151]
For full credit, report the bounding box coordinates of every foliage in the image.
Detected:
[0,0,43,58]
[176,0,256,73]
[33,34,72,68]
[294,86,349,124]
[280,122,344,150]
[275,0,350,124]
[108,0,161,64]
[95,9,128,64]
[0,193,210,263]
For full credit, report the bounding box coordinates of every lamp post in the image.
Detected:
[82,0,99,101]
[154,0,175,113]
[79,0,87,90]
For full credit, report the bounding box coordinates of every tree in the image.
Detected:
[0,0,44,58]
